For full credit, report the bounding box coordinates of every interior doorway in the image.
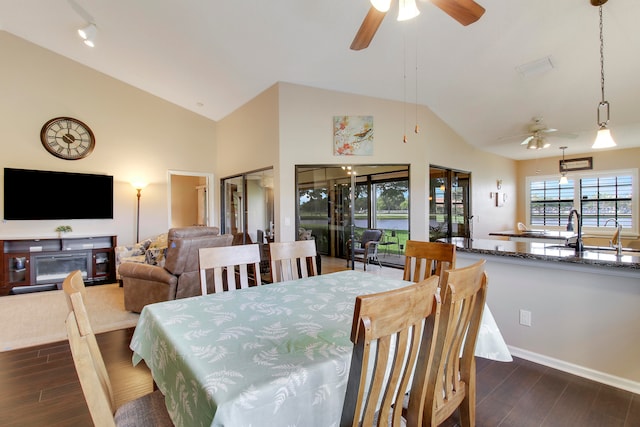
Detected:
[168,170,214,228]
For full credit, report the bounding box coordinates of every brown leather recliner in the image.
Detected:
[119,226,233,313]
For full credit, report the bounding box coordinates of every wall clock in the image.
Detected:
[40,117,95,160]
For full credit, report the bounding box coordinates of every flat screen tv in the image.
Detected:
[3,168,113,220]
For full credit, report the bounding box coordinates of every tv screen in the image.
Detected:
[3,168,114,220]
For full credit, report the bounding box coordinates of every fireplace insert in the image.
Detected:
[30,250,92,285]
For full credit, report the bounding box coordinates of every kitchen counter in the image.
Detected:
[446,238,640,272]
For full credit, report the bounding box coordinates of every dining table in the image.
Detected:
[130,269,511,427]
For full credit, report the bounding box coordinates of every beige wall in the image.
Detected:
[274,82,516,241]
[0,32,217,245]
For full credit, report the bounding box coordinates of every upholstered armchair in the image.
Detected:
[119,226,233,313]
[347,229,383,271]
[114,233,168,281]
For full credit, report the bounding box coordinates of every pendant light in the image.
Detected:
[591,0,616,149]
[559,146,569,185]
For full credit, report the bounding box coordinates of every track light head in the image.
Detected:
[78,23,97,47]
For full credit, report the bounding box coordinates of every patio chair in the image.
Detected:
[347,229,383,271]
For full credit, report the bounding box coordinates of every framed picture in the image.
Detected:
[560,157,593,172]
[333,115,373,156]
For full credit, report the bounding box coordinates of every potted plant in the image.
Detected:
[55,225,73,237]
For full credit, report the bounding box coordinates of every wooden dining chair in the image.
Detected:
[198,243,262,295]
[63,272,173,427]
[419,259,488,427]
[340,275,441,427]
[403,240,456,285]
[62,269,87,311]
[269,240,318,283]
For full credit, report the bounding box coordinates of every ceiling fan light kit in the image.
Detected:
[527,136,550,150]
[352,0,485,50]
[397,0,420,21]
[591,0,616,149]
[370,0,392,12]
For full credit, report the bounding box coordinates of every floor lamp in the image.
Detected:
[132,181,147,243]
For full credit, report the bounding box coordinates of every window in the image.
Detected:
[580,176,633,228]
[529,178,575,227]
[526,169,637,233]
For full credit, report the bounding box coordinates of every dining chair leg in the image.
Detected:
[459,358,476,427]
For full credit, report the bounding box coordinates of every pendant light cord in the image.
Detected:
[599,5,605,104]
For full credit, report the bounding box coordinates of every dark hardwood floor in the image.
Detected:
[0,327,638,426]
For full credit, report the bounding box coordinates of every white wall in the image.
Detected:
[0,32,217,246]
[457,253,640,392]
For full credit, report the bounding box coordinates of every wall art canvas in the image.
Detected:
[333,115,373,156]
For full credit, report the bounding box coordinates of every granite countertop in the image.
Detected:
[447,238,640,271]
[488,230,577,240]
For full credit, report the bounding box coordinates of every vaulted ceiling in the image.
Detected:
[1,0,639,160]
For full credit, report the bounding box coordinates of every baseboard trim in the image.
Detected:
[508,346,640,395]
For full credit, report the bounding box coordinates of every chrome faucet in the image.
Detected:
[604,218,623,256]
[566,208,584,253]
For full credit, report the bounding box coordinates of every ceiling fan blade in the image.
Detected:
[429,0,486,26]
[351,7,387,50]
[520,135,534,145]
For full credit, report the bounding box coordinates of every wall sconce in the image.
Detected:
[131,181,147,243]
[496,179,502,190]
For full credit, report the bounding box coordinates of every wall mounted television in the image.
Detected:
[3,168,114,220]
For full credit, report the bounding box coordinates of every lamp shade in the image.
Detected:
[370,0,391,12]
[559,175,569,185]
[592,126,616,149]
[397,0,420,21]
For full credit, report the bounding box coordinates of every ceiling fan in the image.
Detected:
[500,117,578,150]
[351,0,486,51]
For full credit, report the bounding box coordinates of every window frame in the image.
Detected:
[524,168,638,236]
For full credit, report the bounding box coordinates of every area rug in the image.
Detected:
[0,283,139,352]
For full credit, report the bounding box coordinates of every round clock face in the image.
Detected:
[40,117,95,160]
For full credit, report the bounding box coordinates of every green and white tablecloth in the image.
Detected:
[130,269,510,427]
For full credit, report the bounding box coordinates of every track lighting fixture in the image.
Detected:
[78,23,97,47]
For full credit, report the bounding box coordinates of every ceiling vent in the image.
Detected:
[516,56,555,78]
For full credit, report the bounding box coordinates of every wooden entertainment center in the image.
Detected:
[0,235,117,296]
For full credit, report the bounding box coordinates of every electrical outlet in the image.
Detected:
[519,309,532,327]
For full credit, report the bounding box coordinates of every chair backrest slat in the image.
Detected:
[198,244,262,295]
[269,240,317,283]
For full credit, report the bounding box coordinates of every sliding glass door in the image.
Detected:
[429,166,472,241]
[221,167,274,244]
[296,165,409,267]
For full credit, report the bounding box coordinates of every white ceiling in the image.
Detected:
[1,0,639,160]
